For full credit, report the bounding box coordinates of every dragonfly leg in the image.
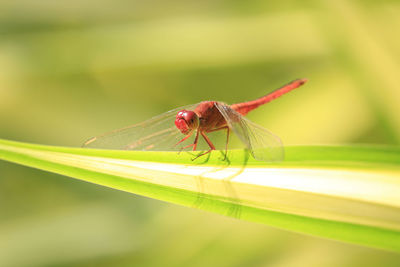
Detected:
[192,131,216,160]
[224,127,230,160]
[174,131,193,148]
[206,126,230,160]
[207,126,229,133]
[180,130,200,151]
[193,130,200,151]
[201,131,216,150]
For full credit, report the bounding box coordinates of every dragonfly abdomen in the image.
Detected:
[231,78,307,116]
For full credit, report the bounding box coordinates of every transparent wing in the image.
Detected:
[83,104,199,151]
[215,102,284,162]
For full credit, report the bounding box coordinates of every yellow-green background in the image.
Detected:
[1,0,400,266]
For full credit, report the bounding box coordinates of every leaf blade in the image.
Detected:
[1,138,400,252]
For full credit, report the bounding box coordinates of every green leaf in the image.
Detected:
[0,138,400,252]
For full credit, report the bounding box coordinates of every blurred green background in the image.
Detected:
[1,0,400,266]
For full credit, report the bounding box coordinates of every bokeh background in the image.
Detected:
[1,0,400,266]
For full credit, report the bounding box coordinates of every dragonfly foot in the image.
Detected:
[192,149,214,161]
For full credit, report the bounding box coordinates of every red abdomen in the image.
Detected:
[231,79,307,115]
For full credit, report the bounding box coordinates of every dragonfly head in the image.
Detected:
[175,110,199,135]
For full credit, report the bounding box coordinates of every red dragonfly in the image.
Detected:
[84,79,307,161]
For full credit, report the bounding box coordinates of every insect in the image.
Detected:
[83,79,307,161]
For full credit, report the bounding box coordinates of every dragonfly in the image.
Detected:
[83,79,307,161]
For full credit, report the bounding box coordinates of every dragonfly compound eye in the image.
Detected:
[175,110,199,134]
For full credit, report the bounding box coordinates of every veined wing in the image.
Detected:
[215,102,284,162]
[83,104,199,151]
